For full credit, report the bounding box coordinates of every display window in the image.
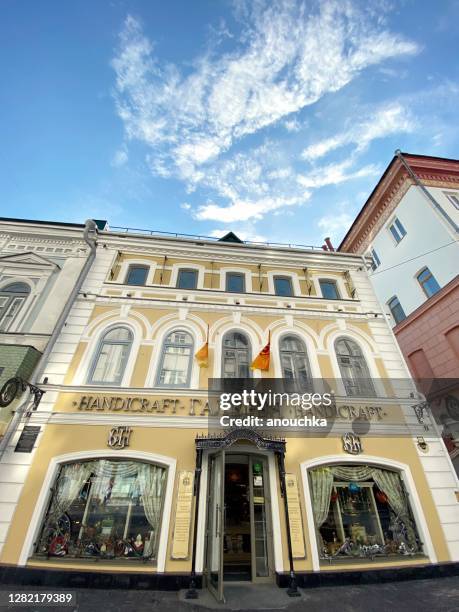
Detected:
[308,465,422,562]
[35,459,166,562]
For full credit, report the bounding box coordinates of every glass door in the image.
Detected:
[249,456,272,581]
[205,451,225,603]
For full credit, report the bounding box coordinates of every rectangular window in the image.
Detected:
[126,265,148,286]
[417,267,441,298]
[226,272,245,293]
[444,191,459,210]
[370,249,381,270]
[177,269,198,290]
[388,296,406,324]
[274,276,293,296]
[319,279,340,300]
[388,217,407,244]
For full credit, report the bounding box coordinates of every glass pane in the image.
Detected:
[281,353,294,379]
[177,270,198,289]
[274,277,293,296]
[104,327,132,342]
[389,298,406,324]
[418,269,440,297]
[92,343,128,384]
[320,281,339,300]
[36,460,166,561]
[0,296,26,332]
[159,347,191,385]
[126,266,148,286]
[389,224,401,243]
[226,274,245,293]
[2,283,30,294]
[395,218,406,237]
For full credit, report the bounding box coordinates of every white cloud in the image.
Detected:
[112,3,419,182]
[302,102,415,161]
[317,206,357,245]
[111,148,128,167]
[297,160,380,189]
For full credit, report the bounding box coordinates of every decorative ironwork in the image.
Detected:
[195,427,285,453]
[413,400,430,431]
[0,377,45,410]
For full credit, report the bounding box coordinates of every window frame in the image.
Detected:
[0,282,31,332]
[87,326,133,386]
[125,264,149,286]
[221,331,252,379]
[370,248,381,271]
[444,191,459,210]
[319,279,340,300]
[225,272,246,293]
[274,275,294,297]
[416,267,441,298]
[156,329,194,388]
[388,217,407,244]
[387,296,406,325]
[334,336,376,397]
[279,334,312,389]
[176,268,198,290]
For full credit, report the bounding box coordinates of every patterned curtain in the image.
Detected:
[137,464,166,557]
[372,469,418,548]
[309,467,334,531]
[330,465,374,481]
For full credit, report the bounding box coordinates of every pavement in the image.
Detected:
[0,577,458,612]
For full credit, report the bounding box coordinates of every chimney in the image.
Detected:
[324,237,335,252]
[321,244,328,251]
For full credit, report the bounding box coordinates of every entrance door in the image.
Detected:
[205,452,273,602]
[205,451,225,603]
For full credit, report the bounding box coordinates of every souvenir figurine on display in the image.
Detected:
[133,534,144,554]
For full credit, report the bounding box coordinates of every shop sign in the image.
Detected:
[342,432,362,455]
[107,426,132,449]
[171,470,194,559]
[14,426,40,453]
[285,473,306,559]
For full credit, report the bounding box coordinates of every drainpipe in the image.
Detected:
[395,150,458,233]
[0,219,99,457]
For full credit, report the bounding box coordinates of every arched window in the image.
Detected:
[35,459,167,561]
[0,282,31,332]
[88,327,133,385]
[222,331,251,378]
[157,330,193,387]
[280,335,312,389]
[335,337,375,397]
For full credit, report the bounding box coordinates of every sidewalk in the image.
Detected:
[1,576,459,612]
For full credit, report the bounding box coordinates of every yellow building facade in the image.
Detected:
[1,227,457,597]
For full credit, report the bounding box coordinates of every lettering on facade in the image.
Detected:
[342,432,362,455]
[107,426,132,449]
[74,395,387,422]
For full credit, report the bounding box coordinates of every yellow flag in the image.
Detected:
[195,324,209,367]
[250,332,271,371]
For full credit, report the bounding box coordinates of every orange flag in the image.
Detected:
[195,325,209,367]
[251,331,271,371]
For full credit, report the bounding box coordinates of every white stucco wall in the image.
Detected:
[368,184,459,321]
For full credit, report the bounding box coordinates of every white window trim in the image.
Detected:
[387,216,406,245]
[74,320,142,387]
[145,319,203,390]
[301,454,437,571]
[212,322,262,379]
[18,449,176,571]
[267,271,300,297]
[219,267,253,293]
[271,327,322,380]
[414,266,439,300]
[443,191,459,210]
[117,259,157,285]
[313,274,347,300]
[0,277,37,332]
[170,263,205,290]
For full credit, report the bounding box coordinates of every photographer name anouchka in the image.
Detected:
[220,415,328,428]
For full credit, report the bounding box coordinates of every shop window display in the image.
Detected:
[309,465,422,562]
[35,460,166,562]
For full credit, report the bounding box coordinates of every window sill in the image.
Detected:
[29,556,158,570]
[319,553,427,568]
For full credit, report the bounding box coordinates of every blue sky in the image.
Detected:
[2,0,459,246]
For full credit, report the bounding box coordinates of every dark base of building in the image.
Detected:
[1,562,458,591]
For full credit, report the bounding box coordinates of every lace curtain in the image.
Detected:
[137,463,166,557]
[48,461,96,523]
[309,464,418,548]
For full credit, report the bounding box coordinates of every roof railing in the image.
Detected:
[108,226,324,251]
